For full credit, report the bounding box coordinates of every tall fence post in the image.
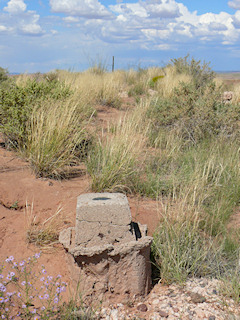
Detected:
[112,56,115,72]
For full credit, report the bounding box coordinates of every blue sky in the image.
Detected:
[1,0,240,73]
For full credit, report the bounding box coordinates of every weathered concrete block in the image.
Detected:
[68,237,152,303]
[75,193,134,247]
[59,227,74,250]
[59,193,153,303]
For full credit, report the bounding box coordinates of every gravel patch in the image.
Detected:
[94,278,240,319]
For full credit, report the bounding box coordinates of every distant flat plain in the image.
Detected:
[217,71,240,80]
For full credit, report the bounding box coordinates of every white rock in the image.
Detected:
[152,298,160,305]
[110,309,119,320]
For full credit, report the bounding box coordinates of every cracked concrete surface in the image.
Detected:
[59,193,153,302]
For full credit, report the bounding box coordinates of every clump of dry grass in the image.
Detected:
[25,202,70,250]
[153,65,192,98]
[87,101,149,192]
[230,82,240,104]
[24,98,92,179]
[57,70,124,108]
[152,195,240,286]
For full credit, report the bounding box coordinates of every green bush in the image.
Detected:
[147,80,239,144]
[0,67,8,83]
[149,75,164,89]
[170,54,215,89]
[128,82,146,96]
[0,78,71,148]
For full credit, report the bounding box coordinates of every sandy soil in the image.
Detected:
[0,100,160,300]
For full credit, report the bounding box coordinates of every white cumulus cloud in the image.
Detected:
[50,0,114,19]
[228,0,240,9]
[4,0,26,14]
[1,1,44,36]
[143,0,181,18]
[63,16,79,23]
[19,12,44,35]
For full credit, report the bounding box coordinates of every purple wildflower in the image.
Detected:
[0,284,6,292]
[6,292,14,297]
[53,297,59,304]
[5,256,14,263]
[44,293,49,300]
[61,286,66,292]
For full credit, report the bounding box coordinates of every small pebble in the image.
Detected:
[158,309,169,318]
[152,298,160,305]
[137,304,148,312]
[188,291,206,304]
[110,309,118,320]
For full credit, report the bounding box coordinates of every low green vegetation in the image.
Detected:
[0,56,239,303]
[0,254,95,319]
[0,77,71,149]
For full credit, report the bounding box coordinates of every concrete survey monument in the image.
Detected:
[59,193,153,302]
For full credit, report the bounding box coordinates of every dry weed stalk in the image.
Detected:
[24,201,69,251]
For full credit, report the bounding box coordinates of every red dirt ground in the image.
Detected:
[0,100,161,304]
[0,95,239,308]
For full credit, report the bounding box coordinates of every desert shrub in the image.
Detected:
[170,54,215,89]
[0,67,8,83]
[43,71,59,82]
[0,78,71,148]
[148,75,164,89]
[148,80,239,144]
[128,82,146,96]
